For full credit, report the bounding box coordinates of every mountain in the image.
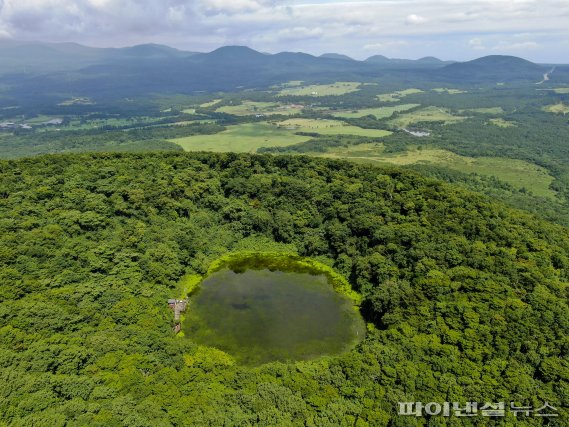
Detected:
[0,42,564,103]
[320,53,354,61]
[0,40,105,75]
[438,55,546,82]
[115,43,193,58]
[195,45,267,62]
[2,152,569,423]
[365,54,451,69]
[417,56,448,65]
[365,54,391,64]
[0,40,195,76]
[1,45,377,101]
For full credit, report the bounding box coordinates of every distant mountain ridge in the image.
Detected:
[439,55,546,82]
[365,54,454,67]
[0,40,195,75]
[0,41,559,102]
[320,53,355,61]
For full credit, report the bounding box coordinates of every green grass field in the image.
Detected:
[331,104,419,119]
[278,82,361,97]
[543,102,569,114]
[432,88,467,94]
[58,97,95,106]
[277,118,392,137]
[388,106,465,128]
[553,88,569,94]
[216,101,303,116]
[200,99,223,108]
[279,81,304,87]
[377,88,424,102]
[171,119,391,153]
[65,116,165,130]
[460,107,505,114]
[20,115,60,125]
[318,146,556,199]
[489,118,516,128]
[170,123,311,153]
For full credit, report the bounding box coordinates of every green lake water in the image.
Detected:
[183,268,365,366]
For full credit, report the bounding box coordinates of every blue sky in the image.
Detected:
[0,0,568,63]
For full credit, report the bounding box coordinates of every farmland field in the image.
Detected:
[279,80,303,87]
[432,88,467,94]
[543,102,569,114]
[377,88,424,102]
[171,119,391,152]
[330,104,419,119]
[200,99,223,108]
[388,106,466,127]
[490,118,516,128]
[460,107,505,114]
[278,82,361,96]
[216,101,303,116]
[276,118,392,137]
[170,122,311,152]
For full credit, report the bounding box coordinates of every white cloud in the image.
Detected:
[405,14,427,25]
[198,0,271,15]
[364,40,408,50]
[0,0,567,62]
[493,41,539,50]
[277,26,323,41]
[469,38,485,50]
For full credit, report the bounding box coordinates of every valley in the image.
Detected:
[2,60,569,227]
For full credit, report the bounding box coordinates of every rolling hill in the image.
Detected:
[0,42,563,103]
[0,40,195,76]
[320,53,355,61]
[1,152,568,424]
[438,55,547,82]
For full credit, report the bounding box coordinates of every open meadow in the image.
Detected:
[170,119,392,152]
[489,118,516,128]
[432,88,467,94]
[460,107,505,114]
[388,106,466,128]
[276,118,392,137]
[216,101,303,116]
[317,145,556,199]
[543,102,569,114]
[377,88,424,102]
[278,82,361,96]
[330,104,419,119]
[170,122,311,152]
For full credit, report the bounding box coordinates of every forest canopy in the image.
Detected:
[0,152,568,426]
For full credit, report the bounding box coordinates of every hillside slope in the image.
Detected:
[437,55,546,82]
[2,42,561,103]
[0,152,568,425]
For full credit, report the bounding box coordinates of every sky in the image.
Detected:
[0,0,568,63]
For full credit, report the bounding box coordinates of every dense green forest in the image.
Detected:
[1,152,568,425]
